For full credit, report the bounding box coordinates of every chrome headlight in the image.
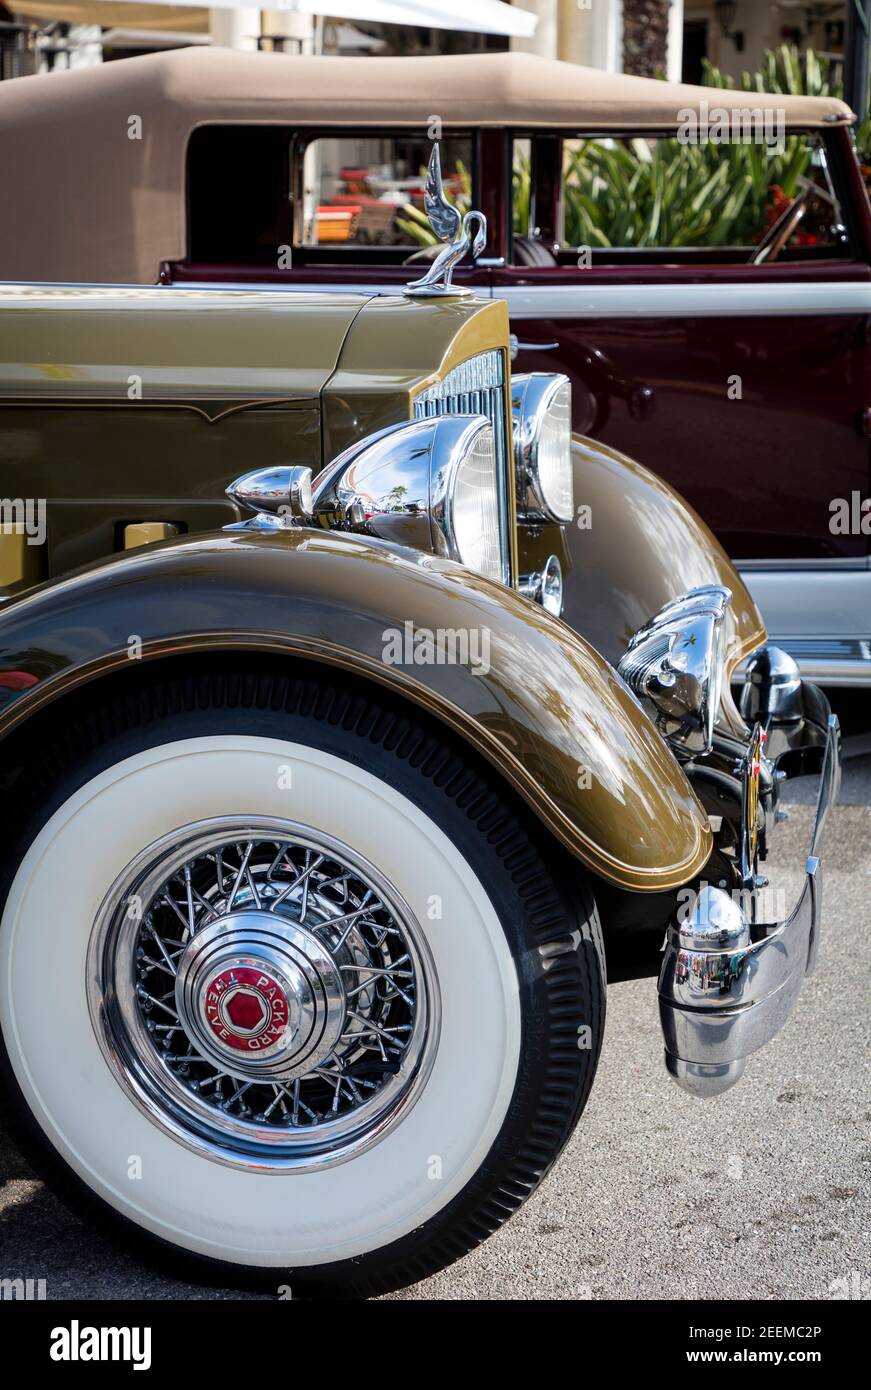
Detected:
[617,585,732,757]
[512,373,574,524]
[310,415,506,584]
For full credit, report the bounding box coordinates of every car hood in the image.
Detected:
[0,284,375,406]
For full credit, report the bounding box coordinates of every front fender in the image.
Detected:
[524,437,766,675]
[0,528,711,892]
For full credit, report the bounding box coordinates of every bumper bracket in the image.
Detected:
[659,712,840,1097]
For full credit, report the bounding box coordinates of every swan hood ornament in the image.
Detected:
[405,144,487,299]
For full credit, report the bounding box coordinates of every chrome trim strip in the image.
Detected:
[163,280,871,321]
[170,280,392,296]
[0,283,369,308]
[737,556,871,571]
[780,638,871,657]
[779,650,871,687]
[732,641,871,687]
[499,282,871,319]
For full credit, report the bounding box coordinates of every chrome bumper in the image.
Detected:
[658,711,841,1097]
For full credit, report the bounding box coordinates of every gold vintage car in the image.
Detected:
[0,87,839,1298]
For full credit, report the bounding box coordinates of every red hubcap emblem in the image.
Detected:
[204,966,290,1053]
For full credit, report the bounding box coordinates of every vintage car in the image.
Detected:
[1,47,868,686]
[0,61,843,1291]
[0,245,839,1294]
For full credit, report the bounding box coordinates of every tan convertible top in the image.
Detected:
[0,47,854,286]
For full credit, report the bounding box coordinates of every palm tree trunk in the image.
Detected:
[623,0,671,79]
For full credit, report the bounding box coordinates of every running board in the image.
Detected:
[775,637,871,687]
[736,563,871,687]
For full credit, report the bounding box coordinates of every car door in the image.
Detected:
[492,128,871,684]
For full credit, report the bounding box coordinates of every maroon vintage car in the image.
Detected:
[2,46,869,684]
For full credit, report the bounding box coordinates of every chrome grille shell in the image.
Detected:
[414,350,511,586]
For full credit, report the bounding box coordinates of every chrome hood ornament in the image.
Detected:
[406,144,487,299]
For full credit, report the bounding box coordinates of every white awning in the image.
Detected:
[276,2,538,37]
[98,0,538,37]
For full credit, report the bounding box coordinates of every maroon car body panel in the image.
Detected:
[496,261,871,561]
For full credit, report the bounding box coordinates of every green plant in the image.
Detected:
[561,133,811,249]
[394,203,437,246]
[705,43,871,223]
[554,45,842,251]
[701,43,833,98]
[513,152,531,238]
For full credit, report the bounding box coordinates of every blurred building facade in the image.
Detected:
[0,1,852,82]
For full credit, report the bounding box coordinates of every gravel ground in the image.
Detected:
[1,754,868,1302]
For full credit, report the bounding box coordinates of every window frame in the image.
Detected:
[289,126,479,263]
[509,127,858,266]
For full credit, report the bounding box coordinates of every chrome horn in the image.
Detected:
[406,144,487,299]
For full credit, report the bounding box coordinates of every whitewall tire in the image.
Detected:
[0,665,604,1296]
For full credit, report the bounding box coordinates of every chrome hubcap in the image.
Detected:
[176,911,346,1081]
[88,817,439,1171]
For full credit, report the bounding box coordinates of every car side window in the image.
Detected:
[187,125,294,266]
[185,126,473,269]
[293,134,473,256]
[512,132,848,264]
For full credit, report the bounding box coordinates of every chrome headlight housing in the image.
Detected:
[512,373,574,524]
[617,585,732,757]
[310,415,507,584]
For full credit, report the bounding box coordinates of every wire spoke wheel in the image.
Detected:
[88,817,439,1171]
